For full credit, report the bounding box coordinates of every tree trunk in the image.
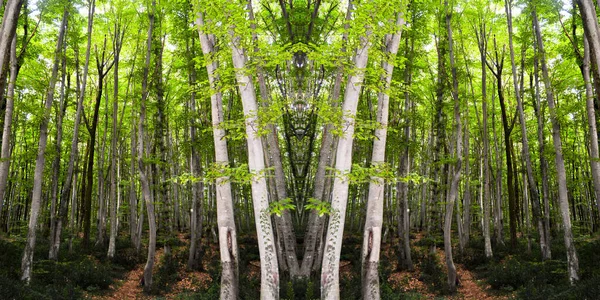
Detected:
[321,4,371,299]
[533,6,579,283]
[475,21,493,258]
[444,2,460,291]
[228,6,279,298]
[20,8,67,283]
[361,13,403,300]
[108,20,125,259]
[505,0,549,259]
[0,0,22,216]
[140,1,157,291]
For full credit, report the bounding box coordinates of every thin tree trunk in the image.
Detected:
[505,0,549,259]
[0,0,22,215]
[108,19,125,259]
[444,2,460,291]
[361,13,403,300]
[139,1,157,291]
[532,6,579,283]
[20,8,67,283]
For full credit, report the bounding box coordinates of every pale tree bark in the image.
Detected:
[361,12,403,300]
[187,19,204,271]
[474,21,493,258]
[321,6,371,300]
[229,6,279,298]
[58,0,95,256]
[505,0,549,259]
[444,1,460,291]
[20,8,67,283]
[577,0,600,213]
[49,28,68,260]
[245,0,300,278]
[139,0,157,291]
[532,6,579,283]
[397,10,414,271]
[197,14,239,298]
[0,0,22,215]
[108,19,125,260]
[532,44,551,258]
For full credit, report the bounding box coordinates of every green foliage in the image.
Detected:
[304,198,332,216]
[268,198,296,216]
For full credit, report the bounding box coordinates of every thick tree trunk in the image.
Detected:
[20,8,67,283]
[229,9,279,298]
[197,14,239,299]
[321,7,370,300]
[533,7,579,283]
[361,13,403,300]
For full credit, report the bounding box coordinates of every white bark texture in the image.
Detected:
[21,9,67,283]
[361,13,403,300]
[230,25,279,300]
[197,14,240,299]
[321,24,371,300]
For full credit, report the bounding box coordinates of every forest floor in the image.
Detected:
[96,233,214,300]
[386,232,507,299]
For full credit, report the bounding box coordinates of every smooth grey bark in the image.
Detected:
[49,29,68,260]
[0,0,22,215]
[532,7,579,283]
[577,0,600,213]
[20,8,67,283]
[108,20,125,260]
[505,0,549,259]
[361,13,403,300]
[474,21,493,258]
[197,14,239,299]
[321,8,371,300]
[397,12,414,271]
[140,1,157,291]
[444,1,460,291]
[59,0,95,256]
[229,8,279,298]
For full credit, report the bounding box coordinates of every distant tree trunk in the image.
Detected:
[444,1,460,291]
[0,0,22,215]
[108,19,125,259]
[474,21,493,258]
[229,4,279,298]
[140,0,157,291]
[20,8,67,283]
[187,21,204,271]
[532,6,579,283]
[531,42,551,258]
[397,11,414,271]
[60,0,94,256]
[49,30,68,260]
[505,0,549,259]
[83,36,114,248]
[321,4,371,299]
[197,14,239,298]
[361,13,403,300]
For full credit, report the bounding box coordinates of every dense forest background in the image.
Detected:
[1,0,600,299]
